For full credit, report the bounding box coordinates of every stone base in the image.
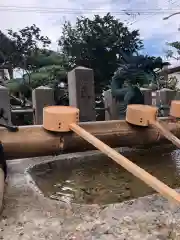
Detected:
[1,151,180,239]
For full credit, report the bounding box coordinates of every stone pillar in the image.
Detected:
[104,88,153,120]
[140,88,152,105]
[104,89,119,120]
[156,88,176,116]
[156,88,176,106]
[162,65,169,88]
[174,91,180,100]
[68,66,96,122]
[0,70,5,85]
[32,86,55,125]
[0,85,11,125]
[152,91,157,106]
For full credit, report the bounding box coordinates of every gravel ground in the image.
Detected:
[0,152,180,239]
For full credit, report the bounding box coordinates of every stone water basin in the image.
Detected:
[28,145,180,205]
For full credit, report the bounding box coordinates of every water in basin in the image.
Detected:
[29,145,180,205]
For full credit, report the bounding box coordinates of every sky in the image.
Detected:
[0,0,180,69]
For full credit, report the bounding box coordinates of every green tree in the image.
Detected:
[23,65,67,88]
[20,50,69,89]
[28,50,69,69]
[59,13,143,94]
[163,40,180,90]
[0,25,70,104]
[165,41,180,61]
[0,24,52,81]
[0,31,17,77]
[6,54,68,98]
[7,24,51,81]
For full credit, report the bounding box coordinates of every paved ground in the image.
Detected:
[0,152,180,239]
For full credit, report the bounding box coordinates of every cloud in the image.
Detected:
[0,0,180,64]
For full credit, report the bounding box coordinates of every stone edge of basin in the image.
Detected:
[25,146,180,211]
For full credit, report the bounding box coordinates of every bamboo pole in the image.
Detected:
[1,118,180,159]
[151,120,180,148]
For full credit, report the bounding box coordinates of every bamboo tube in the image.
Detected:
[1,118,180,160]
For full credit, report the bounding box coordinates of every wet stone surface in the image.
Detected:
[0,149,180,239]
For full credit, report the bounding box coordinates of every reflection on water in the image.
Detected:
[31,145,180,205]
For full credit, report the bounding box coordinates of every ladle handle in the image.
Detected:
[151,120,180,148]
[70,123,180,205]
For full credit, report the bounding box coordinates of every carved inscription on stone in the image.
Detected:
[80,78,91,99]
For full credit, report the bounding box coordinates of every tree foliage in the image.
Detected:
[3,40,68,95]
[165,41,180,60]
[0,24,52,83]
[23,65,67,88]
[0,31,16,66]
[7,24,51,70]
[59,13,143,93]
[112,53,168,86]
[28,50,69,70]
[7,61,68,97]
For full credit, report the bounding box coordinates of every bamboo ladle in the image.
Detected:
[126,101,180,148]
[43,106,180,205]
